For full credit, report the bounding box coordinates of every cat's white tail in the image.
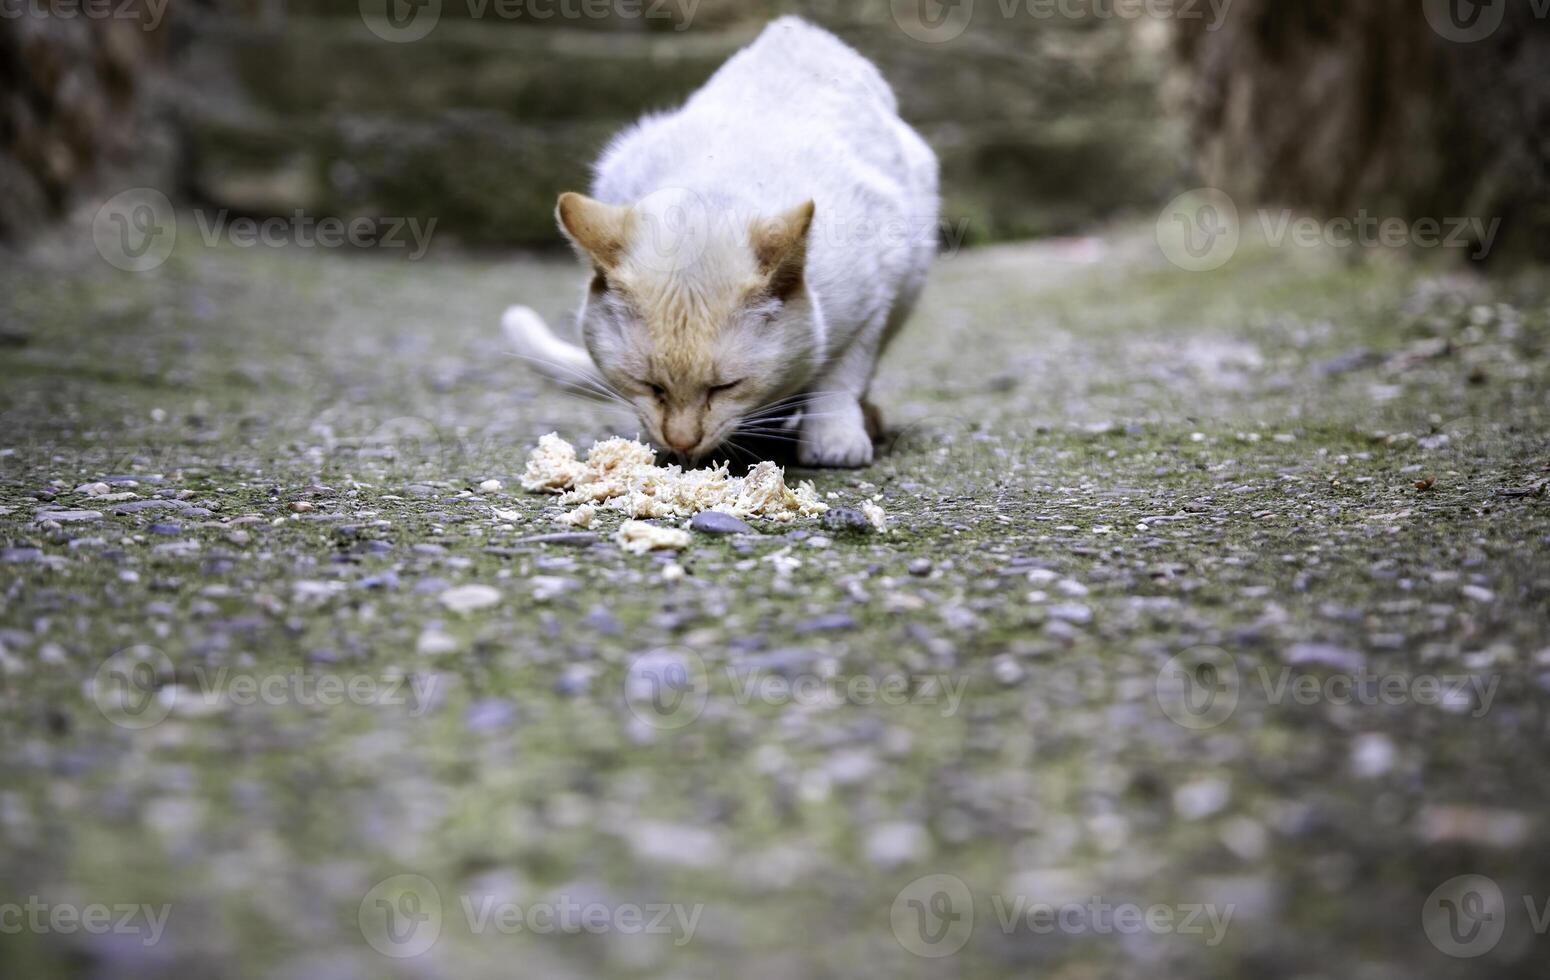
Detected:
[500,306,610,398]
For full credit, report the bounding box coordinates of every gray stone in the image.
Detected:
[691,511,755,535]
[510,533,600,547]
[35,510,102,523]
[465,699,518,733]
[822,507,873,533]
[1283,643,1365,673]
[1048,603,1094,625]
[111,500,190,513]
[796,613,857,634]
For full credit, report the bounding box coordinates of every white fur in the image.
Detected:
[505,17,939,467]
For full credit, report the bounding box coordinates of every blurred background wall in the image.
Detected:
[2,0,1547,256]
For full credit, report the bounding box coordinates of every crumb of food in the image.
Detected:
[522,434,828,523]
[521,433,592,492]
[479,479,504,492]
[557,504,596,528]
[861,500,888,533]
[615,520,692,555]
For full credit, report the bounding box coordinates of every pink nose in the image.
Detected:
[665,435,697,453]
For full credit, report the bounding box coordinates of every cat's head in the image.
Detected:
[556,190,821,460]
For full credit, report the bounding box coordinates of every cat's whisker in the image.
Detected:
[747,389,850,414]
[505,351,632,406]
[732,430,806,445]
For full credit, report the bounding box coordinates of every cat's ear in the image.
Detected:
[750,200,815,300]
[556,193,633,272]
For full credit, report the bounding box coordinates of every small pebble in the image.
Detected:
[416,629,460,656]
[34,510,102,523]
[866,822,933,869]
[821,507,872,534]
[992,654,1025,686]
[691,511,755,535]
[1047,603,1093,625]
[439,584,502,614]
[1174,777,1231,821]
[1461,585,1496,603]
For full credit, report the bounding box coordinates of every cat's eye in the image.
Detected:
[709,379,746,397]
[646,383,667,400]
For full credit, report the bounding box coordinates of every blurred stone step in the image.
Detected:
[183,101,1178,244]
[191,15,1157,126]
[175,11,1183,243]
[232,0,744,30]
[184,106,621,244]
[194,17,752,122]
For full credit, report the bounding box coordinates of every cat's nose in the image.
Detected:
[664,434,698,454]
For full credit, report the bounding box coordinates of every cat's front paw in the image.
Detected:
[799,414,875,468]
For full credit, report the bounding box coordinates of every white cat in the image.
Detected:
[503,16,939,467]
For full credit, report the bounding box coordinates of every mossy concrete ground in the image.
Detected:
[1,220,1548,979]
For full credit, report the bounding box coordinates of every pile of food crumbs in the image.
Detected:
[615,521,692,555]
[521,434,835,529]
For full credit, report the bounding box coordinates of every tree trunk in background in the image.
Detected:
[0,4,170,241]
[1173,0,1550,262]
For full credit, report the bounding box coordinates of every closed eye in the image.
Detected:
[710,379,746,397]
